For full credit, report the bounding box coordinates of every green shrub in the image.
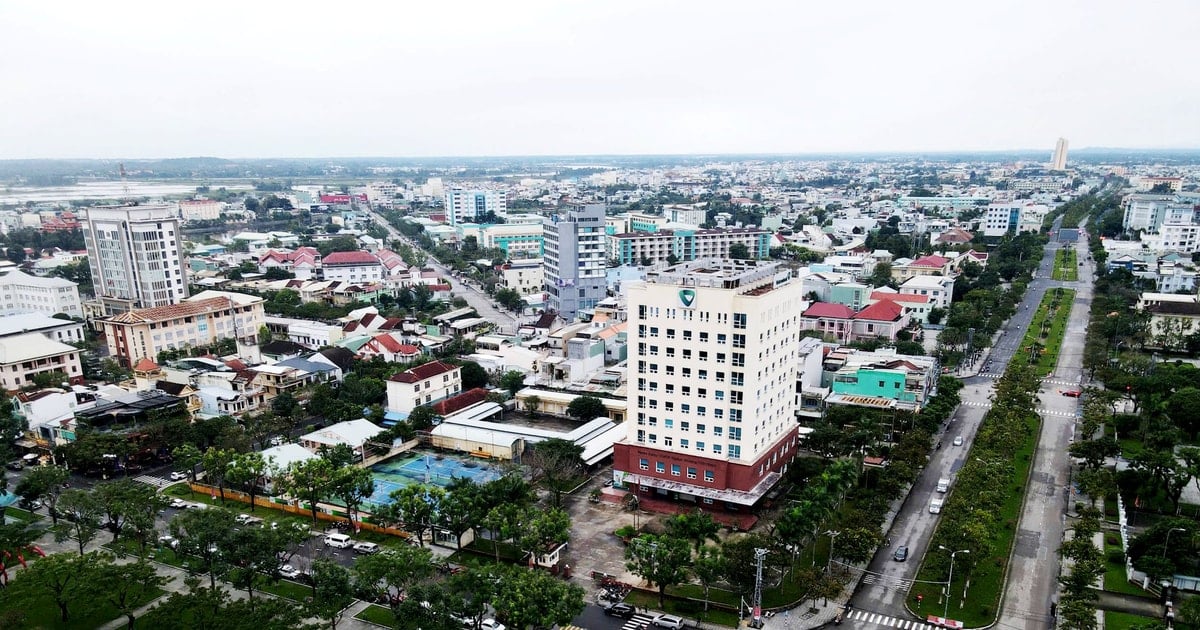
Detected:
[1108,549,1125,564]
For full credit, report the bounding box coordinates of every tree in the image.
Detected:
[172,443,204,486]
[309,560,355,629]
[282,458,335,525]
[490,564,586,630]
[528,438,584,508]
[352,545,434,605]
[54,488,102,555]
[3,551,93,623]
[517,507,571,565]
[729,243,751,260]
[226,452,273,512]
[435,482,480,550]
[927,307,946,326]
[224,526,292,601]
[869,262,893,288]
[406,405,438,431]
[14,464,69,524]
[625,534,692,607]
[271,391,300,423]
[565,395,606,421]
[523,395,541,416]
[92,478,150,543]
[201,447,237,503]
[459,361,489,390]
[0,393,26,494]
[499,370,526,396]
[693,546,725,612]
[0,520,40,582]
[170,507,238,589]
[380,483,443,546]
[665,509,721,553]
[92,556,168,630]
[833,527,882,565]
[118,484,168,555]
[139,583,317,630]
[494,288,525,312]
[329,465,375,529]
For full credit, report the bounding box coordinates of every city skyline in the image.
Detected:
[3,1,1198,159]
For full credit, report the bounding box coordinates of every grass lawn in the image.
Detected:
[1017,288,1075,374]
[355,603,395,627]
[3,507,43,522]
[1052,249,1078,281]
[1,585,164,629]
[1106,610,1159,630]
[1104,540,1146,597]
[256,576,313,602]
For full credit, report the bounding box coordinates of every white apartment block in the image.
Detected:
[83,204,188,315]
[1122,194,1190,232]
[613,259,804,508]
[981,203,1048,237]
[899,275,954,309]
[179,199,223,222]
[458,222,544,258]
[320,251,384,284]
[544,204,608,321]
[444,188,506,225]
[0,312,85,345]
[0,270,83,318]
[499,259,545,296]
[0,333,83,391]
[386,360,463,414]
[609,228,770,266]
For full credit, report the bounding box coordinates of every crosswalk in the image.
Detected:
[134,475,172,489]
[975,373,1082,388]
[847,609,939,630]
[961,401,990,409]
[860,573,913,590]
[978,372,1004,379]
[959,401,1076,418]
[621,613,655,630]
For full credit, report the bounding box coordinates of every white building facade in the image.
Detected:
[0,270,83,318]
[444,188,506,226]
[544,204,608,321]
[83,204,188,315]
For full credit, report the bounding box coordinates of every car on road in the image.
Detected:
[278,565,301,579]
[168,498,188,509]
[651,614,685,629]
[6,460,23,471]
[929,498,944,514]
[480,619,506,630]
[1062,390,1082,397]
[270,436,285,446]
[604,603,636,619]
[893,546,909,562]
[324,533,353,548]
[169,472,187,481]
[352,542,380,555]
[157,534,179,548]
[952,436,964,446]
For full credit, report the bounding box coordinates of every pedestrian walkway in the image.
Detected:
[134,474,172,489]
[860,573,914,591]
[621,612,655,629]
[1037,408,1078,418]
[847,609,942,630]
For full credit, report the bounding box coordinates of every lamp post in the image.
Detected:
[1163,527,1186,560]
[939,546,969,619]
[825,530,841,573]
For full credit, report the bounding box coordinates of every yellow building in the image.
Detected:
[100,290,265,367]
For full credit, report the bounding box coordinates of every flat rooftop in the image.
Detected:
[645,258,788,289]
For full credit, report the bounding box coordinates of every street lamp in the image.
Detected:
[938,546,969,619]
[1163,527,1186,560]
[825,530,841,573]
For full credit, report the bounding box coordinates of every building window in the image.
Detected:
[655,462,665,473]
[712,445,722,455]
[729,445,741,459]
[696,441,705,452]
[680,439,689,449]
[687,467,697,479]
[639,458,649,470]
[733,313,747,329]
[704,470,715,482]
[671,464,681,476]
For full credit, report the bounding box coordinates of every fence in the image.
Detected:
[186,482,413,540]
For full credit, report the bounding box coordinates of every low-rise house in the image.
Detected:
[1139,293,1200,351]
[891,254,954,282]
[299,419,385,461]
[800,302,856,342]
[0,311,85,345]
[0,333,84,391]
[899,275,955,309]
[386,360,463,414]
[100,290,266,368]
[0,269,83,317]
[821,347,940,413]
[867,290,934,324]
[850,300,911,341]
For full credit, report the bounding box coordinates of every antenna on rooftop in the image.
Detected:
[119,163,131,204]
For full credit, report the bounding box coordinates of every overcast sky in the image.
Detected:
[2,0,1197,159]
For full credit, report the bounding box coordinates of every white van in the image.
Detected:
[929,498,944,514]
[936,478,951,493]
[324,533,353,548]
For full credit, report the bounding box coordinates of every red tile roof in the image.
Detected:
[869,291,930,304]
[803,302,856,319]
[910,255,949,268]
[107,296,240,324]
[390,360,459,383]
[368,333,405,353]
[854,300,904,322]
[322,251,380,266]
[397,344,421,355]
[133,357,160,372]
[431,387,490,415]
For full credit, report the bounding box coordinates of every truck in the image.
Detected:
[936,478,951,493]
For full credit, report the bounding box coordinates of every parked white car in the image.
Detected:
[169,472,187,481]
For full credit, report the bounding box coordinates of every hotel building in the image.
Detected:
[612,259,804,510]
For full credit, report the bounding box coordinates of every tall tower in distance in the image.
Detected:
[543,203,607,322]
[1051,137,1069,171]
[83,204,188,316]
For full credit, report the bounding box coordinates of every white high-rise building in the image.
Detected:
[612,259,805,510]
[83,205,187,315]
[1051,137,1069,171]
[443,188,506,225]
[543,203,607,321]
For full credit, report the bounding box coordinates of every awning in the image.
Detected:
[14,438,36,448]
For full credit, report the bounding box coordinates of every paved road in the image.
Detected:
[363,207,520,333]
[848,221,1090,629]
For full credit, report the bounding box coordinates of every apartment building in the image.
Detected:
[444,188,506,225]
[822,347,940,412]
[100,290,266,367]
[0,312,85,345]
[899,275,955,309]
[499,259,545,296]
[320,251,383,284]
[0,333,83,391]
[0,269,83,317]
[981,203,1048,237]
[385,360,463,414]
[458,222,544,258]
[608,228,771,266]
[83,204,188,315]
[179,199,223,222]
[544,204,607,321]
[612,259,805,510]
